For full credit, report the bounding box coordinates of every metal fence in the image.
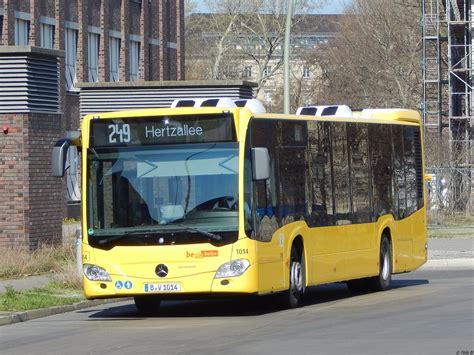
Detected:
[426,167,473,225]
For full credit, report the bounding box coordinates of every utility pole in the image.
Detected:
[283,0,294,114]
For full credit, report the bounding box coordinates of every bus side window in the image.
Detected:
[308,121,334,226]
[243,141,254,234]
[250,120,280,242]
[279,121,309,223]
[347,123,370,223]
[404,126,419,216]
[332,122,352,224]
[369,124,395,219]
[392,125,406,219]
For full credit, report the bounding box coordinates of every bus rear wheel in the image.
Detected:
[280,246,305,309]
[370,235,392,292]
[134,296,161,315]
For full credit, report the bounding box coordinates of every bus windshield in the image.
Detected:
[87,142,239,241]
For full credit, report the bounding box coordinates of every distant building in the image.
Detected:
[0,0,185,249]
[185,13,341,110]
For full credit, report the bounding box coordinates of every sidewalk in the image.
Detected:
[427,237,473,260]
[421,236,474,269]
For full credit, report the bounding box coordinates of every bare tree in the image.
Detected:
[310,0,422,109]
[185,0,323,93]
[186,1,259,80]
[184,0,197,17]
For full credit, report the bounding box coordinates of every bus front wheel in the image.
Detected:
[134,296,161,315]
[370,235,392,291]
[281,246,305,309]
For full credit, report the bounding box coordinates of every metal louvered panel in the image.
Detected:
[0,55,60,114]
[79,81,256,117]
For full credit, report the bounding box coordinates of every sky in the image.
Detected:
[193,0,351,14]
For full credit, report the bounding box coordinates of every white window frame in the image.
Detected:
[244,65,252,78]
[109,36,121,82]
[303,66,310,79]
[14,18,29,45]
[65,28,78,91]
[263,66,271,77]
[88,32,100,82]
[41,23,54,49]
[129,39,140,81]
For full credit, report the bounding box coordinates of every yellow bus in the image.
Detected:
[52,104,427,313]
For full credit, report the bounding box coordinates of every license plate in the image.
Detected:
[144,283,181,293]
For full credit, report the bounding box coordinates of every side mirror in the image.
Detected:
[52,139,71,177]
[251,147,270,181]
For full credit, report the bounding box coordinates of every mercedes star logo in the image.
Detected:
[155,264,169,278]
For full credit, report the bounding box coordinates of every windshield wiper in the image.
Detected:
[94,227,222,245]
[94,228,165,245]
[180,228,223,242]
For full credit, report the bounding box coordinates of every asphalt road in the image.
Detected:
[0,268,473,355]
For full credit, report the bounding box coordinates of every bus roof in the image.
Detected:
[82,106,421,126]
[256,108,421,125]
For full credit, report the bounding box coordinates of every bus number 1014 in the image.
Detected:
[108,124,131,143]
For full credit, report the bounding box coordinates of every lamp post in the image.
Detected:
[283,0,294,114]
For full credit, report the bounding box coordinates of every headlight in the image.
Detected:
[215,259,250,278]
[83,264,111,281]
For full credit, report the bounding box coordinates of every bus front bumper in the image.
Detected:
[82,263,258,299]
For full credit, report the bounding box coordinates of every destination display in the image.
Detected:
[90,114,236,147]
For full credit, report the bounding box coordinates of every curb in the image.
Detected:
[421,258,474,269]
[0,298,130,327]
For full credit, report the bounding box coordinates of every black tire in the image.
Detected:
[134,296,161,315]
[370,235,392,292]
[280,246,305,309]
[346,278,370,294]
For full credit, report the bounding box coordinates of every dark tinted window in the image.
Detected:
[347,123,370,223]
[392,125,406,218]
[299,107,317,115]
[243,134,254,233]
[175,100,195,107]
[321,106,338,116]
[201,99,219,107]
[279,122,308,223]
[369,124,394,218]
[250,120,280,241]
[413,128,424,208]
[246,118,423,236]
[404,126,418,216]
[332,123,351,224]
[308,121,334,226]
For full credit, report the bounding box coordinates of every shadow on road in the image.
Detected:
[84,277,429,320]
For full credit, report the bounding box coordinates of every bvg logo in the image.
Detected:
[186,250,219,259]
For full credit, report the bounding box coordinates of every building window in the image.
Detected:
[0,15,4,40]
[109,36,121,82]
[15,19,29,45]
[263,66,271,77]
[41,24,54,49]
[303,66,310,79]
[129,40,140,81]
[243,65,252,78]
[65,28,78,91]
[88,33,100,82]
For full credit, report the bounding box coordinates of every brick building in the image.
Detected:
[0,0,185,249]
